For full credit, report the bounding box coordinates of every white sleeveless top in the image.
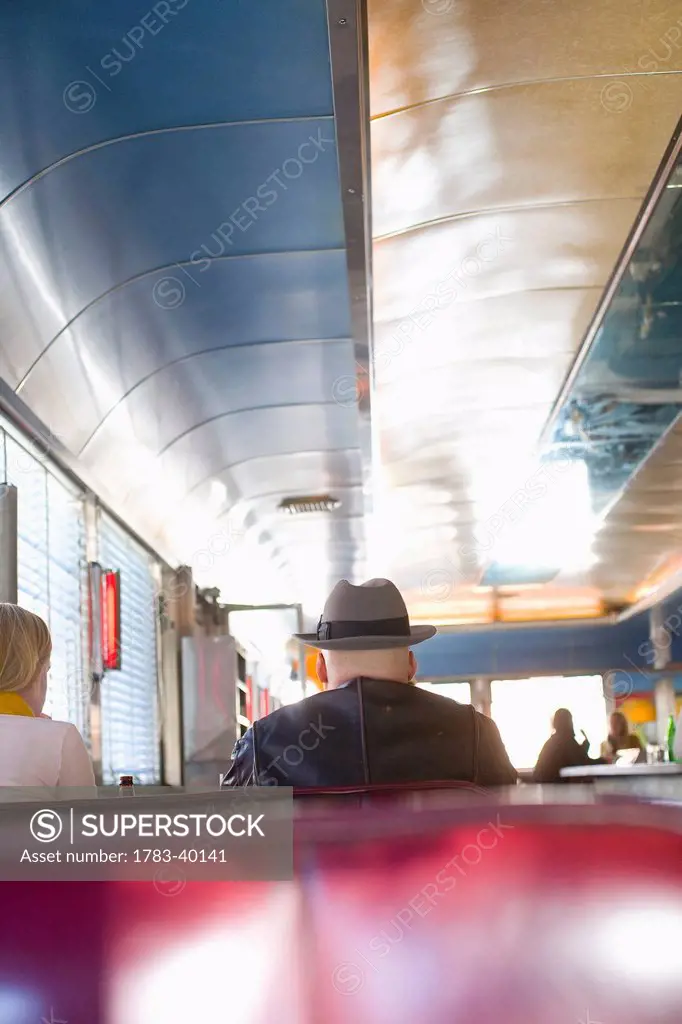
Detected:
[0,715,95,786]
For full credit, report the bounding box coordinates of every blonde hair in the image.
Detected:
[0,604,52,693]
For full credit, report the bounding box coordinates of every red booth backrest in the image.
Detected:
[2,799,682,1023]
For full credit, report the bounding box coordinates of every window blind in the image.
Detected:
[99,513,161,784]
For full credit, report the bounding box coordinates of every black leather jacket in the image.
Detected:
[222,677,517,788]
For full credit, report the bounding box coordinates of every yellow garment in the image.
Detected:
[0,692,35,717]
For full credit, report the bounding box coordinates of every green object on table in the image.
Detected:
[666,714,677,762]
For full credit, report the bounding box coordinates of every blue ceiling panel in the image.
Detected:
[0,120,343,381]
[17,249,353,447]
[225,450,363,500]
[115,403,358,503]
[0,0,334,195]
[0,0,365,601]
[416,616,652,681]
[74,340,356,455]
[15,248,351,395]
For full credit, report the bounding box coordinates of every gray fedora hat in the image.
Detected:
[294,578,437,651]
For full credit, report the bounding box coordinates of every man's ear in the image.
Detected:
[408,650,417,681]
[316,651,328,687]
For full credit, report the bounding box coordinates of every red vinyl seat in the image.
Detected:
[2,796,682,1023]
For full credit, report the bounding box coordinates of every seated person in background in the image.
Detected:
[223,578,517,788]
[600,710,646,764]
[0,604,95,786]
[533,708,603,784]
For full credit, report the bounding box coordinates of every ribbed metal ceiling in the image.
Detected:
[368,0,682,624]
[0,0,368,614]
[2,0,682,629]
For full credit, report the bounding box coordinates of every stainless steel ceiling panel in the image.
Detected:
[0,0,366,604]
[84,395,353,489]
[368,0,682,623]
[591,412,682,603]
[226,449,364,498]
[0,0,334,195]
[371,80,682,238]
[374,202,642,323]
[369,0,682,117]
[85,403,358,519]
[274,514,365,545]
[15,249,352,449]
[374,288,599,373]
[32,339,354,455]
[0,120,342,386]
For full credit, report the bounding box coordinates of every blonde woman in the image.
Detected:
[0,604,95,786]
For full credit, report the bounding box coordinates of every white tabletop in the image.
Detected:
[561,762,682,778]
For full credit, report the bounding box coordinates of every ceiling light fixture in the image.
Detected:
[278,495,341,515]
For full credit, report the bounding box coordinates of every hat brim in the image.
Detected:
[292,624,437,651]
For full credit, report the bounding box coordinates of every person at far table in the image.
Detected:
[533,708,604,784]
[600,711,646,764]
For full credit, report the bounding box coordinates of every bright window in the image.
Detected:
[418,681,471,703]
[491,675,607,771]
[1,428,88,736]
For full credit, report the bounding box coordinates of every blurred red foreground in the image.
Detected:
[2,792,682,1024]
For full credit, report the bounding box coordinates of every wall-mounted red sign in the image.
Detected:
[101,570,121,670]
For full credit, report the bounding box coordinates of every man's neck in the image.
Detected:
[327,675,413,690]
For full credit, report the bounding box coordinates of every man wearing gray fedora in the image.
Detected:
[222,578,517,788]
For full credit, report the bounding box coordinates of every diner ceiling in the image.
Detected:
[1,0,682,627]
[0,0,371,615]
[369,0,682,624]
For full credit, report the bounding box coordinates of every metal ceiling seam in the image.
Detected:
[373,196,648,243]
[14,247,347,393]
[76,337,354,455]
[370,68,682,121]
[540,111,682,447]
[150,400,357,460]
[169,446,363,512]
[0,115,336,209]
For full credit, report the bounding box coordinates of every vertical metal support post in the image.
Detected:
[471,677,492,716]
[0,484,18,603]
[603,671,616,715]
[651,604,676,746]
[82,496,103,779]
[160,566,188,786]
[87,561,104,783]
